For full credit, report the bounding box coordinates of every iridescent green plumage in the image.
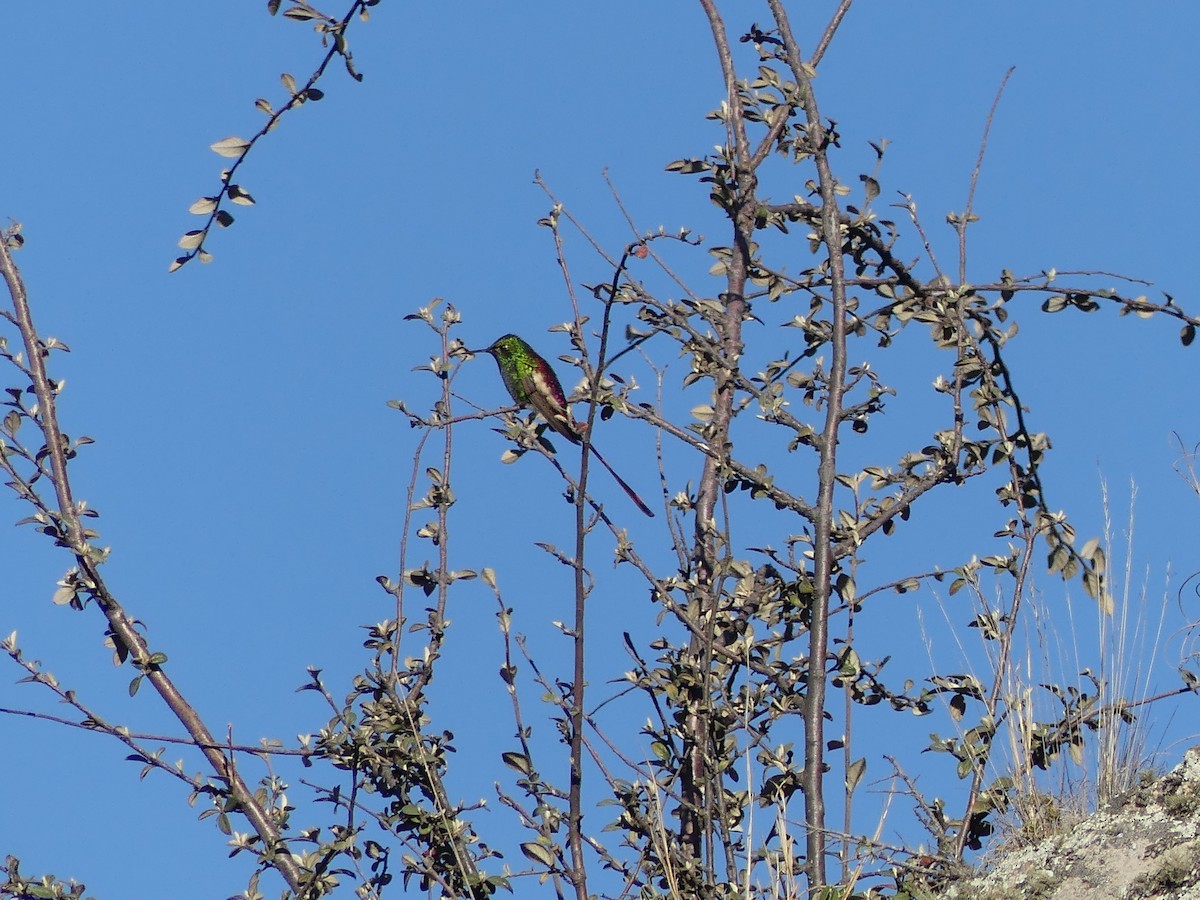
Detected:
[482,334,582,443]
[475,334,654,517]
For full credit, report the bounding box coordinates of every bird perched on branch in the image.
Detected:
[472,333,654,517]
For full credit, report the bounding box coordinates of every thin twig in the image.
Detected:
[0,705,312,756]
[959,66,1016,283]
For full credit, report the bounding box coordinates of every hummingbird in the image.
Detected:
[472,333,655,518]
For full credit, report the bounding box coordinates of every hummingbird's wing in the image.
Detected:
[522,365,584,444]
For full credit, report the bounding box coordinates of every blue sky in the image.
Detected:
[2,3,1198,897]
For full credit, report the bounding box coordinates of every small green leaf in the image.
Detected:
[228,185,256,206]
[949,693,966,721]
[837,647,861,677]
[859,174,879,203]
[845,757,866,794]
[209,136,251,158]
[1047,544,1069,575]
[664,158,710,175]
[501,751,531,775]
[283,6,322,20]
[188,197,218,215]
[521,842,556,868]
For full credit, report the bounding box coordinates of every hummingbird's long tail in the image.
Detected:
[586,443,655,518]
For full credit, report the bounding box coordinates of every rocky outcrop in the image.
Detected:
[936,748,1200,900]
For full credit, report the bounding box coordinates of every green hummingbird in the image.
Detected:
[473,334,655,518]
